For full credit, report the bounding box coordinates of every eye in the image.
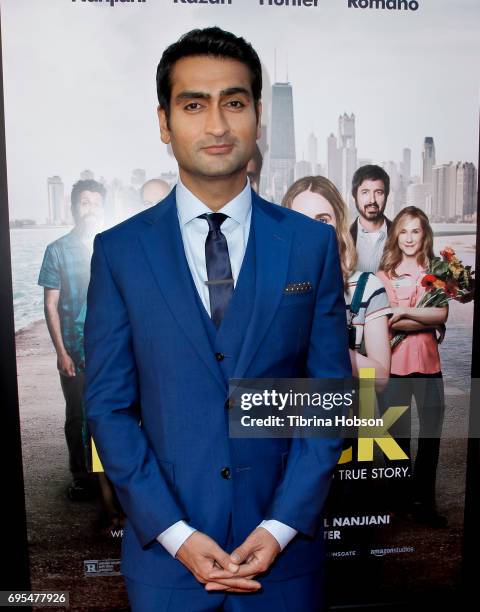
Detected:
[317,217,328,224]
[226,100,245,109]
[184,102,203,111]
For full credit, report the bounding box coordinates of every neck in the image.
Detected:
[358,215,384,233]
[73,225,95,248]
[401,254,420,269]
[179,170,248,212]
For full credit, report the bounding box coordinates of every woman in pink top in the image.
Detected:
[377,206,448,528]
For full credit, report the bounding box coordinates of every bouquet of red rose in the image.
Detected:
[390,247,475,350]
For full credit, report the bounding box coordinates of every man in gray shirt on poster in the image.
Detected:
[349,165,392,273]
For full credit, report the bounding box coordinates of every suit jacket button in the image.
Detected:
[221,467,231,480]
[215,352,225,361]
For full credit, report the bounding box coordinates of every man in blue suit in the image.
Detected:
[85,27,351,611]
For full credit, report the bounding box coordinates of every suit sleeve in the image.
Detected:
[84,234,187,548]
[267,225,351,537]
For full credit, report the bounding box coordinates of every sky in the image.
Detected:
[2,0,479,221]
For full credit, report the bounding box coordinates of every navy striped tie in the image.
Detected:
[198,213,234,327]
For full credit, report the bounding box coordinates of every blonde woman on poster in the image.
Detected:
[282,176,391,381]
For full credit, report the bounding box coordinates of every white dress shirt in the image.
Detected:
[156,178,297,557]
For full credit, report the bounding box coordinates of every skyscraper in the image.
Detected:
[268,82,296,202]
[307,132,318,170]
[407,182,432,215]
[401,148,411,184]
[422,137,436,184]
[47,176,65,225]
[294,160,312,181]
[338,113,357,210]
[432,162,457,221]
[327,133,341,191]
[456,162,478,220]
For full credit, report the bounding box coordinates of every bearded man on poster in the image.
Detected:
[84,27,350,611]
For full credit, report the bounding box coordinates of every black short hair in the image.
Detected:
[71,180,106,210]
[156,27,262,118]
[352,165,390,200]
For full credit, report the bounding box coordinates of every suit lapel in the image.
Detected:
[138,190,225,391]
[233,194,292,380]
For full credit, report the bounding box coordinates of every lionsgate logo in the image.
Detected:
[348,0,420,10]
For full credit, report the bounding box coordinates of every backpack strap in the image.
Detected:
[348,272,370,324]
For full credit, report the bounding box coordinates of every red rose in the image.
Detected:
[421,274,437,289]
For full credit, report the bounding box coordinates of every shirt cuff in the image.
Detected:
[259,519,297,551]
[157,520,197,558]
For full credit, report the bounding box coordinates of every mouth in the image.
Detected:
[201,144,234,155]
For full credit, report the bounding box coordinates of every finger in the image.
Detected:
[230,539,255,564]
[205,584,259,593]
[204,577,261,592]
[209,543,240,574]
[209,556,262,579]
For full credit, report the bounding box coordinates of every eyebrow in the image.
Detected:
[175,87,252,103]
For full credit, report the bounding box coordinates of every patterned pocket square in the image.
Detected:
[284,281,313,294]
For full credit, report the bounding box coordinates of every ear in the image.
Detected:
[157,105,171,145]
[255,101,262,140]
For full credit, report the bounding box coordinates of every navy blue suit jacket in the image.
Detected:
[84,189,351,588]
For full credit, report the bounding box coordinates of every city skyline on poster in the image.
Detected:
[2,0,479,222]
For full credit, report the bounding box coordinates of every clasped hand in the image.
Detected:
[175,527,280,593]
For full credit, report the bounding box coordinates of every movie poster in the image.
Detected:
[2,0,479,609]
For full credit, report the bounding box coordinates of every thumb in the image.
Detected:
[230,540,252,564]
[210,542,239,574]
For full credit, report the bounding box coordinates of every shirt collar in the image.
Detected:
[176,177,252,226]
[395,260,426,277]
[358,217,387,235]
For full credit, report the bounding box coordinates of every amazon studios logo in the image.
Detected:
[348,0,419,9]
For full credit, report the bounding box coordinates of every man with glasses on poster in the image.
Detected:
[85,27,351,611]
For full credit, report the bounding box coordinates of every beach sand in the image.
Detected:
[16,320,128,611]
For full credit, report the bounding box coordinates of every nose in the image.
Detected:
[205,105,229,138]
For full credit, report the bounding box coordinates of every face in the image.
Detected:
[355,179,386,221]
[397,215,424,258]
[73,190,104,234]
[290,190,336,227]
[158,56,261,181]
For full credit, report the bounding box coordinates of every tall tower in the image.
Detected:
[432,162,457,221]
[47,176,65,225]
[422,137,436,184]
[402,148,411,184]
[327,133,341,192]
[268,82,296,202]
[338,113,357,209]
[456,162,478,220]
[307,132,318,171]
